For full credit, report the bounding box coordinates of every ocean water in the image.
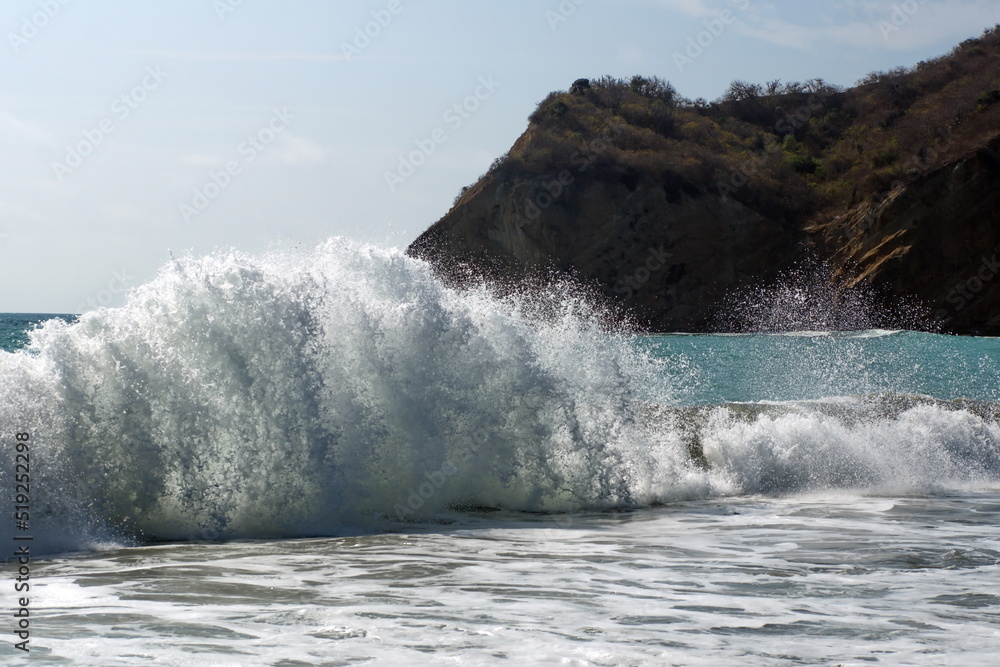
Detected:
[1,239,998,665]
[0,314,74,353]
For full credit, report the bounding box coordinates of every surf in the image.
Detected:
[1,239,997,555]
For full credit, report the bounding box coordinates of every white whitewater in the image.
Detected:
[1,239,998,556]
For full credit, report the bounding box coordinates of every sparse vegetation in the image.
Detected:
[495,25,1000,226]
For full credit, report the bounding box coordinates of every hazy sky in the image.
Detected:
[1,0,997,312]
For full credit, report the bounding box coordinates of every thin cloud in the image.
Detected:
[133,50,351,62]
[736,18,883,50]
[273,134,326,165]
[0,111,56,147]
[178,153,222,167]
[618,42,645,64]
[652,0,716,18]
[0,199,47,223]
[177,134,326,169]
[733,0,1000,51]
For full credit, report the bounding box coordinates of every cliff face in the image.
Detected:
[411,164,803,331]
[408,29,1000,335]
[810,136,1000,335]
[411,135,1000,334]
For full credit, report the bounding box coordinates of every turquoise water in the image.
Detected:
[1,243,998,665]
[641,330,1000,404]
[0,242,998,549]
[0,313,74,352]
[5,317,997,403]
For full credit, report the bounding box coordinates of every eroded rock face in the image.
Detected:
[410,166,803,331]
[410,137,1000,335]
[810,135,1000,335]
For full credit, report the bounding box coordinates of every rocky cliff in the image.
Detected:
[409,28,1000,335]
[410,145,804,332]
[810,136,1000,335]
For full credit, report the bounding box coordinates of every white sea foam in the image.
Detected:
[0,240,997,554]
[699,401,1000,496]
[21,495,1000,666]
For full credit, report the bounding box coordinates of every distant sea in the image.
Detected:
[2,240,998,665]
[0,313,74,352]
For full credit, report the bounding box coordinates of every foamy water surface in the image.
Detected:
[1,240,998,664]
[19,494,1000,666]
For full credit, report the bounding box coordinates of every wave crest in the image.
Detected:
[0,240,996,554]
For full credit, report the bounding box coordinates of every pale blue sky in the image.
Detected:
[1,0,997,312]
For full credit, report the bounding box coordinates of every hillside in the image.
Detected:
[409,26,1000,335]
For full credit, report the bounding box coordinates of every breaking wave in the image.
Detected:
[1,240,997,554]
